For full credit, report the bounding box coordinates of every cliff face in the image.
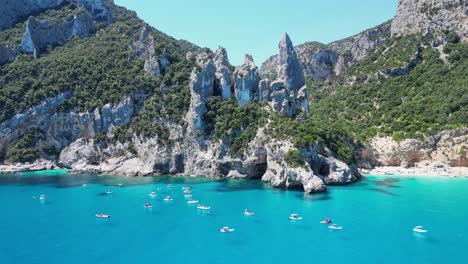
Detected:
[0,92,144,160]
[0,0,113,31]
[391,0,468,41]
[260,22,392,80]
[20,14,96,56]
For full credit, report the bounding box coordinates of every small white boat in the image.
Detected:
[144,203,153,208]
[118,183,123,187]
[167,184,174,189]
[289,214,302,221]
[320,218,332,224]
[244,209,255,216]
[39,195,46,200]
[149,192,157,198]
[187,200,199,204]
[182,186,191,190]
[163,196,173,201]
[197,205,211,210]
[328,224,343,230]
[105,190,113,195]
[220,226,235,233]
[413,226,428,233]
[96,213,111,219]
[82,184,87,187]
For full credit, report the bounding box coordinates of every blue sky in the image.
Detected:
[114,0,397,65]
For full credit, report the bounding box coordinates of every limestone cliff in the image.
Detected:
[233,54,260,105]
[0,0,113,31]
[260,22,391,80]
[20,14,96,56]
[391,0,468,41]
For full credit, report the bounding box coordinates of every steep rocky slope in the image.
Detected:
[0,0,466,193]
[0,0,359,193]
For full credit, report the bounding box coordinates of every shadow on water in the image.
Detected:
[211,179,270,192]
[367,188,399,196]
[369,177,402,189]
[299,192,333,201]
[0,172,225,188]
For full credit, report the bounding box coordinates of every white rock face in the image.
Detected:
[277,33,305,92]
[391,0,468,41]
[368,127,468,168]
[130,26,168,76]
[20,14,96,56]
[233,54,260,105]
[213,48,233,99]
[185,57,216,131]
[268,33,309,117]
[261,141,326,193]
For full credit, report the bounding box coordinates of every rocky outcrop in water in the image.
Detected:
[0,0,113,31]
[20,14,95,56]
[391,0,468,41]
[0,44,15,65]
[233,54,260,105]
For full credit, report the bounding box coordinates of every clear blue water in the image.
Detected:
[1,172,467,264]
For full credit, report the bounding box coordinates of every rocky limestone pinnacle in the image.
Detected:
[213,47,233,99]
[277,33,305,92]
[233,54,260,105]
[186,58,216,131]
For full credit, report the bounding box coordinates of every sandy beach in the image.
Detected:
[361,166,468,178]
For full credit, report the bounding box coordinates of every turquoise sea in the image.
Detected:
[1,171,467,264]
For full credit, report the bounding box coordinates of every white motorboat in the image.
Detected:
[163,196,173,201]
[220,226,235,233]
[197,205,211,210]
[328,224,343,230]
[187,200,199,204]
[167,184,174,189]
[96,213,111,219]
[289,214,302,221]
[182,186,191,190]
[149,192,157,198]
[413,226,428,233]
[39,195,46,200]
[144,203,153,208]
[244,209,255,216]
[105,190,113,195]
[320,218,332,224]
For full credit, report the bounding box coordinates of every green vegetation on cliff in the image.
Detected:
[0,4,196,123]
[308,33,467,142]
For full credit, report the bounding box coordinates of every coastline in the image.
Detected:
[2,159,467,179]
[360,166,468,178]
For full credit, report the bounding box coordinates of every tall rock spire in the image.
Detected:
[213,47,233,99]
[277,33,305,92]
[270,33,309,117]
